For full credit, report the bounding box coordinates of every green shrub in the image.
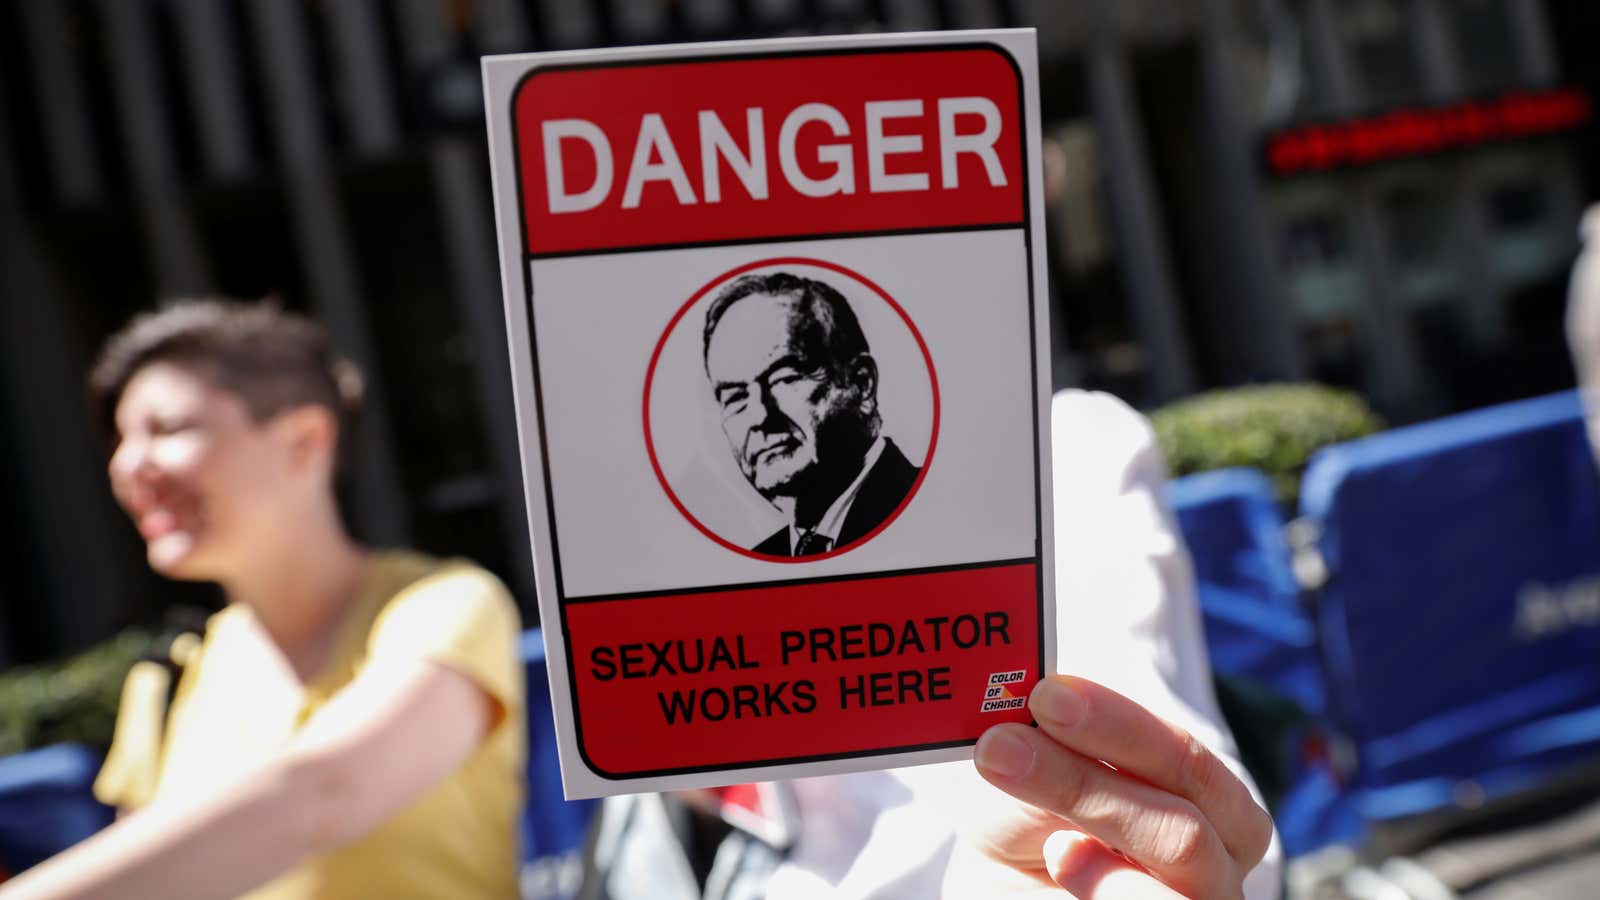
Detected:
[1152,383,1384,507]
[0,629,167,757]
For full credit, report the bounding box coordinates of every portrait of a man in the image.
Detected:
[703,271,921,557]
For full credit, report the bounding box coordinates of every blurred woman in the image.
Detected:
[0,300,523,900]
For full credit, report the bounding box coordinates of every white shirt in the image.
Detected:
[763,389,1284,899]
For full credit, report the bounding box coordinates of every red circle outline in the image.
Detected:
[642,257,941,563]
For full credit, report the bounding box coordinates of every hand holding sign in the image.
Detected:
[946,676,1273,899]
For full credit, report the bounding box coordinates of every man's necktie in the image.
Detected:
[794,530,833,556]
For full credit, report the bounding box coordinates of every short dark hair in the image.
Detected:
[702,271,871,378]
[88,299,364,471]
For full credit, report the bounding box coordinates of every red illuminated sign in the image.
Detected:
[1265,87,1592,177]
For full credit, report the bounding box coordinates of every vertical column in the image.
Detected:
[747,0,802,26]
[17,0,104,204]
[607,0,669,42]
[679,0,737,35]
[881,0,938,29]
[540,0,602,48]
[244,0,411,544]
[171,0,256,181]
[1194,0,1303,381]
[1411,0,1504,352]
[1409,0,1463,98]
[97,0,212,295]
[815,0,869,22]
[1506,0,1558,87]
[0,48,133,652]
[1304,0,1428,414]
[1303,0,1357,110]
[1505,0,1583,312]
[1016,0,1091,55]
[396,1,539,601]
[1084,7,1197,402]
[324,0,403,159]
[474,0,533,52]
[948,0,1002,29]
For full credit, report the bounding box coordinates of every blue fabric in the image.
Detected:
[1170,468,1325,716]
[521,629,597,863]
[1300,390,1600,817]
[0,743,112,875]
[1170,468,1357,855]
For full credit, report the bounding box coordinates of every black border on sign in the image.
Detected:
[508,42,1046,782]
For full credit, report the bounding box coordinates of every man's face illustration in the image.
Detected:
[707,292,868,500]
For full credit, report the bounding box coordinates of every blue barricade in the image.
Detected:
[1301,389,1600,821]
[1170,468,1359,855]
[0,743,112,876]
[521,629,598,898]
[1171,468,1323,715]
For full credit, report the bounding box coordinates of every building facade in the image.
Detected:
[0,0,1591,664]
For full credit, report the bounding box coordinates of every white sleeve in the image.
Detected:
[1567,206,1600,462]
[769,390,1283,899]
[774,387,1286,896]
[1051,390,1283,900]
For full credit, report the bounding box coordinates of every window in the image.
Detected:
[1448,0,1522,94]
[1338,0,1424,108]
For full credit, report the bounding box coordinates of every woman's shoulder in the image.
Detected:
[363,550,522,655]
[366,550,515,608]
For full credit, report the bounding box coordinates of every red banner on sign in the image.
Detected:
[512,47,1025,256]
[564,561,1040,776]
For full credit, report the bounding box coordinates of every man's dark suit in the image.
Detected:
[752,439,920,556]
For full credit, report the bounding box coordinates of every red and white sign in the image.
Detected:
[484,30,1055,798]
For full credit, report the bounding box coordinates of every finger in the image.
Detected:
[1043,831,1187,900]
[975,724,1233,898]
[1028,676,1273,866]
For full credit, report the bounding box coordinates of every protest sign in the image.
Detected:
[483,29,1055,798]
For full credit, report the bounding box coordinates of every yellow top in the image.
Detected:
[94,551,526,900]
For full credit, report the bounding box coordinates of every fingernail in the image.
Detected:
[1031,679,1086,726]
[976,728,1036,780]
[1043,830,1086,859]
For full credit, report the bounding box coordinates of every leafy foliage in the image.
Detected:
[1152,383,1385,507]
[0,630,166,756]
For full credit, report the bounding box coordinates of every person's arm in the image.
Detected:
[934,390,1281,899]
[0,654,496,900]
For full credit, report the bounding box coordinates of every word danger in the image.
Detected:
[540,97,1008,214]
